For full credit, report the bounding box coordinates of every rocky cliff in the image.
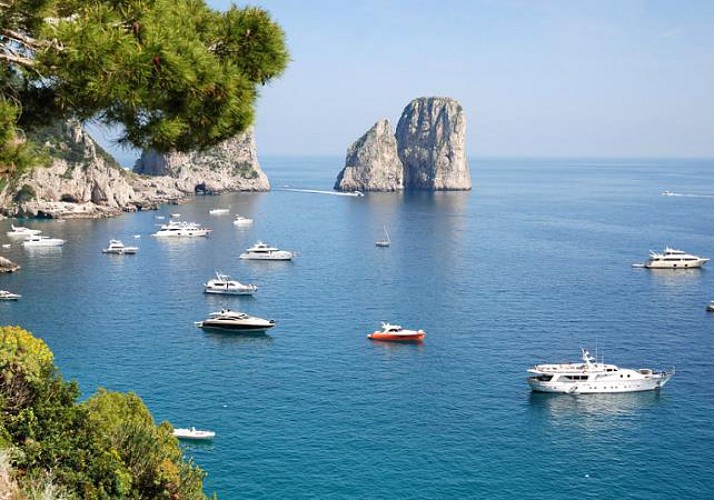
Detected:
[334,119,403,192]
[335,97,471,192]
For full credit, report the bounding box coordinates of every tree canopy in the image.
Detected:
[1,0,289,173]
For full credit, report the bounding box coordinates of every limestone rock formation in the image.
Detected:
[395,97,471,190]
[334,119,403,192]
[0,256,20,273]
[133,129,269,193]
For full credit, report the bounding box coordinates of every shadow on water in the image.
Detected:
[201,329,275,347]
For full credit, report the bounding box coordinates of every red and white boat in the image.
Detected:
[367,322,425,342]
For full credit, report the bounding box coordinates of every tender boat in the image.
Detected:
[22,235,65,247]
[367,322,425,342]
[7,224,42,237]
[375,226,391,248]
[101,239,138,255]
[233,214,254,226]
[643,246,709,269]
[209,208,230,215]
[170,213,181,218]
[0,290,22,300]
[239,241,293,261]
[173,427,216,441]
[152,220,212,238]
[527,348,674,394]
[195,309,275,333]
[204,272,257,296]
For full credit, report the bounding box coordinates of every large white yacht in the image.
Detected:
[204,272,257,295]
[527,348,674,394]
[7,224,42,237]
[195,309,275,333]
[239,241,293,261]
[152,220,211,238]
[22,235,65,247]
[101,239,138,255]
[643,247,709,269]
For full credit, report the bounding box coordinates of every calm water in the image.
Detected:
[1,157,714,498]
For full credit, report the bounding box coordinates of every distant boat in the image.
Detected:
[706,300,714,312]
[22,235,65,247]
[171,213,181,218]
[209,208,230,215]
[375,226,390,247]
[152,220,211,238]
[195,309,275,333]
[7,224,42,237]
[0,290,22,300]
[233,214,254,226]
[173,427,215,441]
[661,190,674,196]
[368,322,425,342]
[101,239,138,255]
[204,272,257,296]
[643,247,709,269]
[239,241,293,261]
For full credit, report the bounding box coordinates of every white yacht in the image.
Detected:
[209,208,230,215]
[233,214,254,226]
[22,235,65,247]
[7,224,42,237]
[643,247,709,269]
[527,348,674,394]
[204,272,257,295]
[173,427,215,440]
[239,241,293,261]
[195,309,275,333]
[101,239,139,255]
[0,290,22,300]
[152,220,211,238]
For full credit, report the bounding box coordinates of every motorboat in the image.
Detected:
[173,427,215,441]
[706,300,714,312]
[527,348,674,394]
[375,226,390,248]
[661,190,674,196]
[101,239,138,255]
[195,309,275,333]
[367,322,425,342]
[239,241,293,261]
[0,290,21,300]
[209,208,230,215]
[643,247,709,269]
[22,235,65,247]
[7,224,42,237]
[170,213,181,218]
[152,220,211,237]
[204,272,257,296]
[233,214,254,226]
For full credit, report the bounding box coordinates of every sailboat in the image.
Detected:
[375,226,391,247]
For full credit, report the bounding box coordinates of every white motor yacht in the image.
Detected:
[204,272,257,295]
[102,239,138,255]
[643,247,709,269]
[152,220,211,237]
[233,214,254,226]
[209,208,230,215]
[239,241,293,261]
[195,309,275,333]
[22,235,65,247]
[7,224,42,237]
[173,427,215,440]
[527,348,674,394]
[0,290,22,300]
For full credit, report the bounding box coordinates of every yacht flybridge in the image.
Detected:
[643,247,709,269]
[527,348,674,394]
[239,241,293,261]
[102,239,138,255]
[152,220,211,238]
[203,272,257,295]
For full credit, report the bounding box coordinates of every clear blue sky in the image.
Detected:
[100,1,714,161]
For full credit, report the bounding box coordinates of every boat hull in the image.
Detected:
[644,259,708,269]
[527,375,672,394]
[204,287,256,296]
[197,320,275,333]
[239,252,293,261]
[368,332,425,342]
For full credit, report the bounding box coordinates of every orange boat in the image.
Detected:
[367,322,425,342]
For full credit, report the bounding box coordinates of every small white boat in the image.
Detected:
[204,272,257,295]
[173,427,216,441]
[706,300,714,312]
[22,235,65,247]
[155,215,166,220]
[102,239,138,255]
[233,214,254,226]
[171,213,181,218]
[152,220,211,238]
[661,190,674,196]
[239,241,293,261]
[527,348,674,394]
[195,309,275,333]
[643,246,709,269]
[375,226,390,247]
[7,224,42,237]
[209,208,230,215]
[1,244,10,249]
[0,290,21,300]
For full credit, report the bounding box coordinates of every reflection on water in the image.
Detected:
[202,329,275,347]
[645,269,704,288]
[528,391,666,431]
[368,339,426,354]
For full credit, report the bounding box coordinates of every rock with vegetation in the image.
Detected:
[134,128,270,193]
[0,325,208,498]
[334,119,404,192]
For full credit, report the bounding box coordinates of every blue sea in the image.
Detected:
[1,157,714,499]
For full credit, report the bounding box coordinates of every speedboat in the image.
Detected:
[101,239,138,255]
[239,241,293,261]
[22,235,65,247]
[204,272,257,295]
[706,300,714,312]
[527,348,674,394]
[152,220,211,237]
[367,322,425,342]
[209,208,230,215]
[173,427,215,441]
[643,247,709,269]
[233,214,254,226]
[661,190,674,196]
[7,224,42,237]
[0,290,21,300]
[195,309,275,333]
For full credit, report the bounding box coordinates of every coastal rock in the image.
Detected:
[133,129,270,193]
[0,256,20,273]
[334,119,404,192]
[395,97,471,190]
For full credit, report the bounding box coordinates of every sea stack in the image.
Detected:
[333,119,404,192]
[395,97,471,191]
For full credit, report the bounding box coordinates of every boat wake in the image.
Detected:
[278,188,364,197]
[662,190,714,198]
